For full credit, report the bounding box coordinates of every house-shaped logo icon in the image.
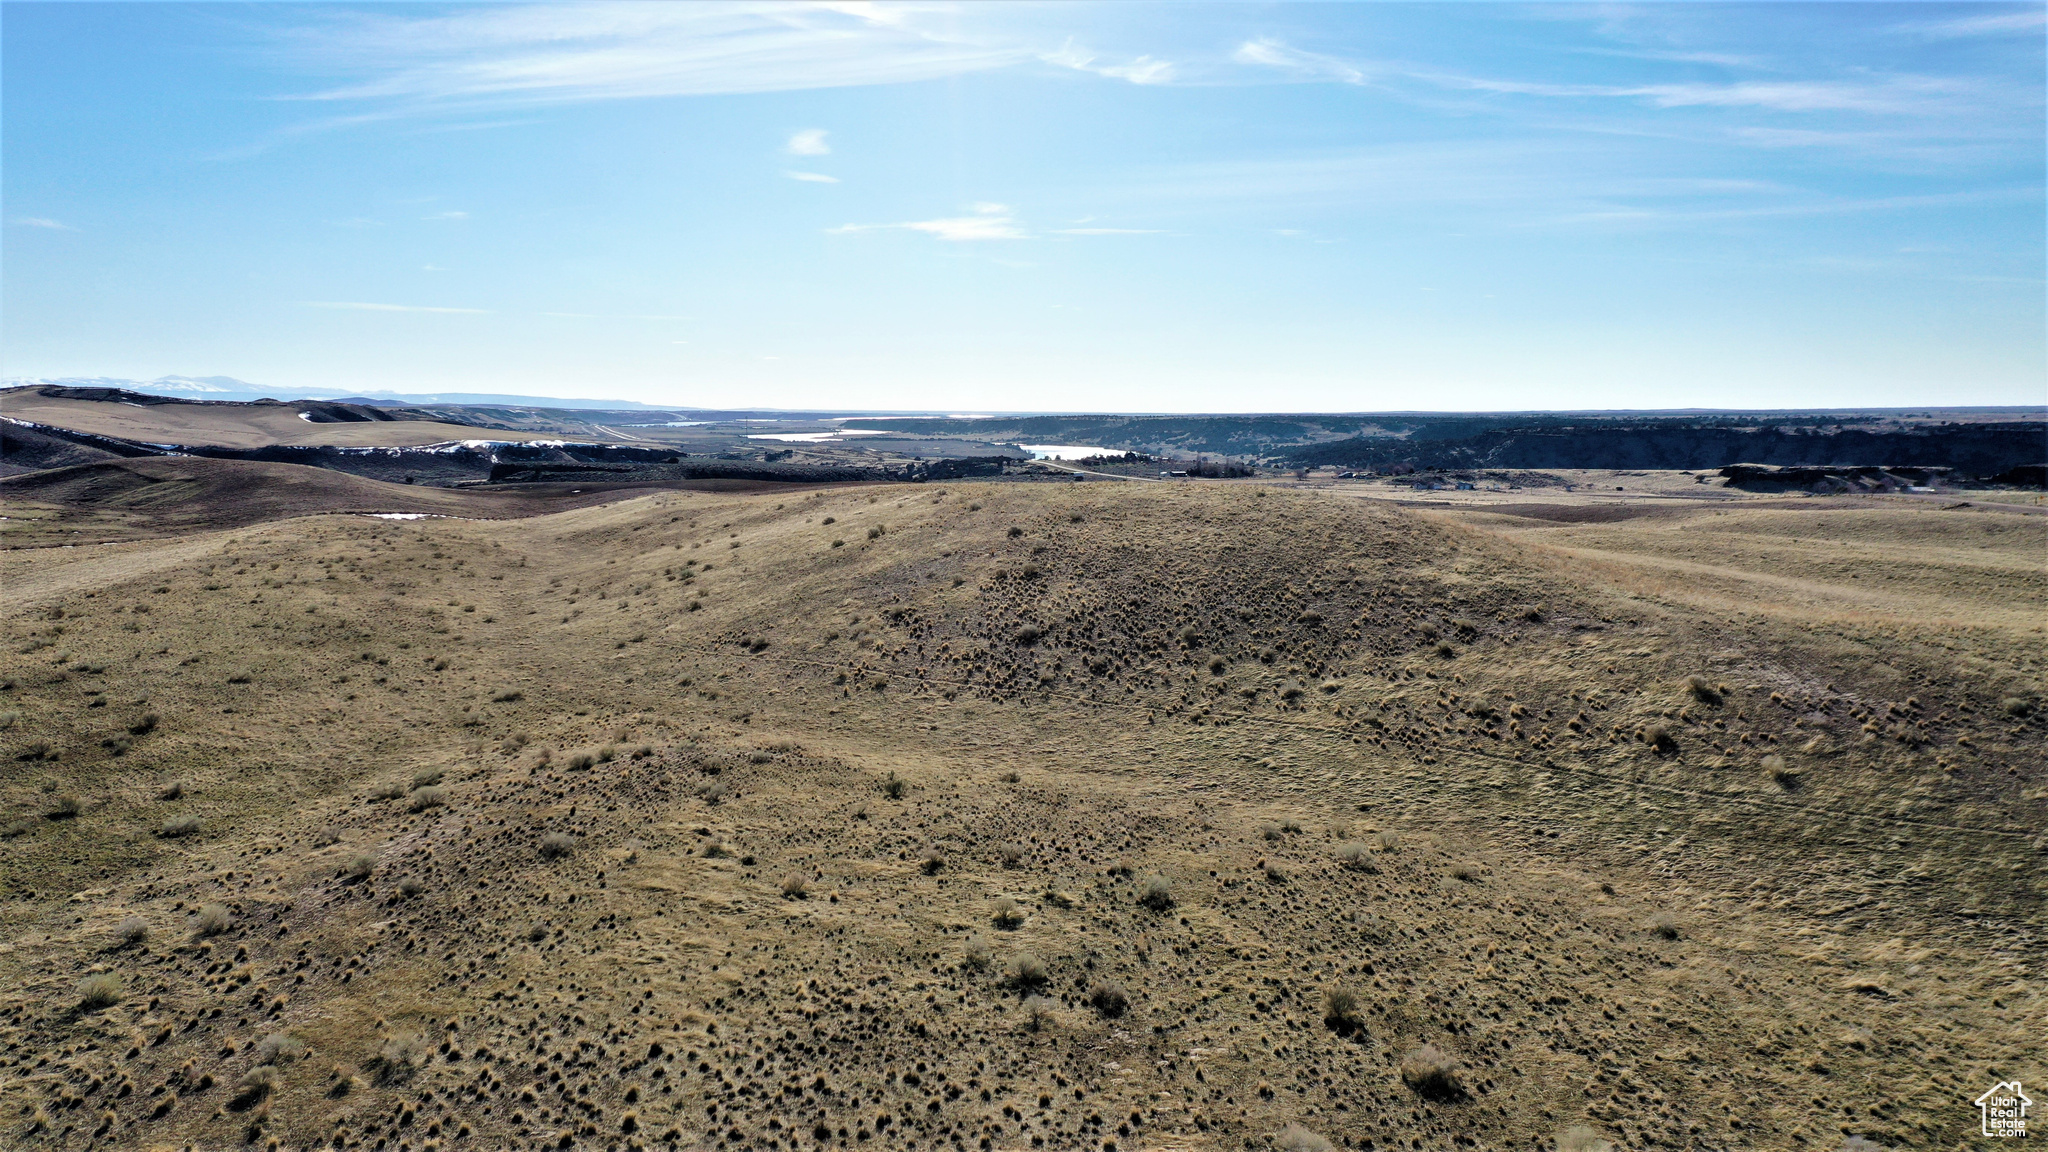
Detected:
[1976,1081,2031,1138]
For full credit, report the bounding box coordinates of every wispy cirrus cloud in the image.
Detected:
[785,171,840,184]
[303,301,490,314]
[1232,39,1365,85]
[829,202,1026,241]
[277,2,1035,114]
[1043,41,1174,85]
[13,217,76,230]
[1890,8,2046,38]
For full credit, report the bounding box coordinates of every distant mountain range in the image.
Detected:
[1,375,675,411]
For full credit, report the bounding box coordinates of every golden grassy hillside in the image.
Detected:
[0,476,2040,1152]
[0,393,552,450]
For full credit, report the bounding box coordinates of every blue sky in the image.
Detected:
[4,1,2043,411]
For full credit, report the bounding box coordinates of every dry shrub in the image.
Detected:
[1683,674,1723,704]
[1137,876,1175,911]
[312,826,342,847]
[1022,995,1056,1032]
[46,794,80,819]
[1006,952,1047,988]
[1399,1043,1462,1099]
[565,751,597,771]
[412,767,443,787]
[342,852,376,881]
[156,780,183,800]
[407,785,447,812]
[1277,1125,1336,1152]
[1088,980,1129,1018]
[1259,821,1283,842]
[1999,697,2032,717]
[991,897,1025,928]
[368,781,405,802]
[1372,830,1400,852]
[1648,912,1682,940]
[1763,754,1801,786]
[253,1034,306,1065]
[1335,841,1375,871]
[76,973,122,1011]
[369,1034,429,1083]
[193,903,231,938]
[538,832,576,860]
[962,935,993,972]
[234,1064,282,1106]
[919,848,945,875]
[159,815,201,838]
[1323,987,1362,1033]
[881,773,907,799]
[1449,862,1482,882]
[998,842,1026,867]
[115,916,149,946]
[780,872,810,899]
[1557,1126,1615,1152]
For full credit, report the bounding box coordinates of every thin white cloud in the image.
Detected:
[1233,39,1365,85]
[304,301,490,314]
[425,210,469,220]
[1425,71,1988,116]
[830,204,1028,241]
[1892,9,2047,38]
[281,3,1036,111]
[785,171,840,183]
[1053,227,1162,235]
[786,128,830,155]
[1043,41,1174,85]
[13,217,76,230]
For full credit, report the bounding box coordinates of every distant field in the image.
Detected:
[0,469,2040,1152]
[0,391,557,450]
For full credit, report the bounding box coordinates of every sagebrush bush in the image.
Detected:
[312,827,342,848]
[992,897,1024,928]
[1557,1125,1616,1152]
[1324,986,1363,1031]
[1648,912,1682,940]
[397,877,426,898]
[46,794,81,819]
[1006,952,1047,988]
[253,1034,306,1065]
[76,973,122,1010]
[919,848,945,875]
[407,785,446,812]
[1137,876,1174,911]
[1277,1125,1337,1152]
[1372,830,1400,852]
[368,781,405,802]
[412,768,443,787]
[538,832,576,860]
[1088,980,1129,1018]
[160,815,201,838]
[1400,1043,1462,1098]
[962,935,993,972]
[156,780,183,800]
[115,916,150,946]
[1022,995,1055,1032]
[998,842,1025,867]
[193,903,231,938]
[780,872,810,899]
[881,773,906,799]
[1683,674,1722,704]
[1335,841,1373,871]
[370,1034,429,1083]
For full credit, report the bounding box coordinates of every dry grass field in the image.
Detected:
[0,470,2040,1152]
[0,393,554,451]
